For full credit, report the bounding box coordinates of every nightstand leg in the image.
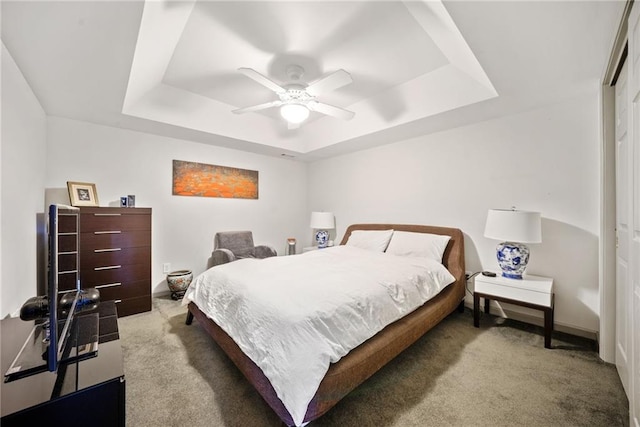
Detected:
[544,307,553,349]
[484,297,490,314]
[474,293,480,327]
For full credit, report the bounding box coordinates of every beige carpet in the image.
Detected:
[118,297,628,426]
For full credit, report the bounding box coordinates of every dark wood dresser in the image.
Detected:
[79,207,151,317]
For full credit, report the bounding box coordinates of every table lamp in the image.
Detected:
[310,212,335,248]
[484,208,541,279]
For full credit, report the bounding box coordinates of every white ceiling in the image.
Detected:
[1,1,625,161]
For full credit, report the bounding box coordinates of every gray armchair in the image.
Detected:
[212,231,277,266]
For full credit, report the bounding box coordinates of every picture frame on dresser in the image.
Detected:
[67,181,99,207]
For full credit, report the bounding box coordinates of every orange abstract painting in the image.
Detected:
[172,160,258,199]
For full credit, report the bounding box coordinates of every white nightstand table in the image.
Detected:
[303,246,336,253]
[474,273,554,348]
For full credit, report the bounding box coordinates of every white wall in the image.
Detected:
[0,43,604,335]
[1,43,47,318]
[46,117,308,295]
[309,88,601,334]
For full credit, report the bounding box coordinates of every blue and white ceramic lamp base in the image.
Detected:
[315,230,329,248]
[496,241,530,279]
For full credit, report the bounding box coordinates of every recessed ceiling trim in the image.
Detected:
[122,0,196,112]
[403,0,497,96]
[302,64,497,153]
[122,0,498,155]
[126,83,301,151]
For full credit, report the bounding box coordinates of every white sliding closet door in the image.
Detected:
[615,60,630,398]
[625,4,640,426]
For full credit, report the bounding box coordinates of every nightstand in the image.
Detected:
[474,273,554,348]
[303,246,336,252]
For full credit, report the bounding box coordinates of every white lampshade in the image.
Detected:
[484,209,542,243]
[280,104,309,124]
[310,212,335,229]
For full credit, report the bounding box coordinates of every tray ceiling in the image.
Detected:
[1,1,624,160]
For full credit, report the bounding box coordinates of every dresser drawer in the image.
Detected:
[58,213,79,233]
[95,279,150,302]
[58,271,78,292]
[81,263,151,287]
[114,295,152,317]
[81,214,150,233]
[58,234,78,253]
[58,252,78,273]
[80,230,151,250]
[81,246,151,270]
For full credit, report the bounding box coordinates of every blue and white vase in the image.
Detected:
[496,242,530,279]
[315,230,329,248]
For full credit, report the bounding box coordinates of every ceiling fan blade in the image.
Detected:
[308,101,355,121]
[232,100,283,114]
[305,69,353,96]
[238,68,285,93]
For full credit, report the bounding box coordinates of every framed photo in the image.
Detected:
[67,181,99,207]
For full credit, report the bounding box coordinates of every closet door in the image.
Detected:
[615,59,630,398]
[626,4,640,425]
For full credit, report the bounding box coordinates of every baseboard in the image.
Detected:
[463,300,597,341]
[152,290,172,298]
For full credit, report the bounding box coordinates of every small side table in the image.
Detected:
[302,246,336,252]
[474,273,554,348]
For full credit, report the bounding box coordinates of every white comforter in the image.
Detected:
[183,245,455,426]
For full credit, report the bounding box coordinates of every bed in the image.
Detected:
[184,223,465,426]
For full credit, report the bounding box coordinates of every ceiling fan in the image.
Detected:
[232,65,355,129]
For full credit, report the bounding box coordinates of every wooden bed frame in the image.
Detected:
[186,224,465,426]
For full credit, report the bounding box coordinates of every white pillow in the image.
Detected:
[385,231,451,262]
[345,229,394,252]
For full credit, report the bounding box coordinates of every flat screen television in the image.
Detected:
[4,204,98,382]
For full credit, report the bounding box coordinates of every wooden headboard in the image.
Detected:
[339,223,466,293]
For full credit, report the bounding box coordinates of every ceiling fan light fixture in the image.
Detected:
[280,104,309,124]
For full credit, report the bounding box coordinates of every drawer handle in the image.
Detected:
[58,289,77,294]
[59,270,78,275]
[94,213,122,217]
[114,299,122,304]
[95,282,122,289]
[94,231,121,235]
[94,265,121,271]
[94,248,122,253]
